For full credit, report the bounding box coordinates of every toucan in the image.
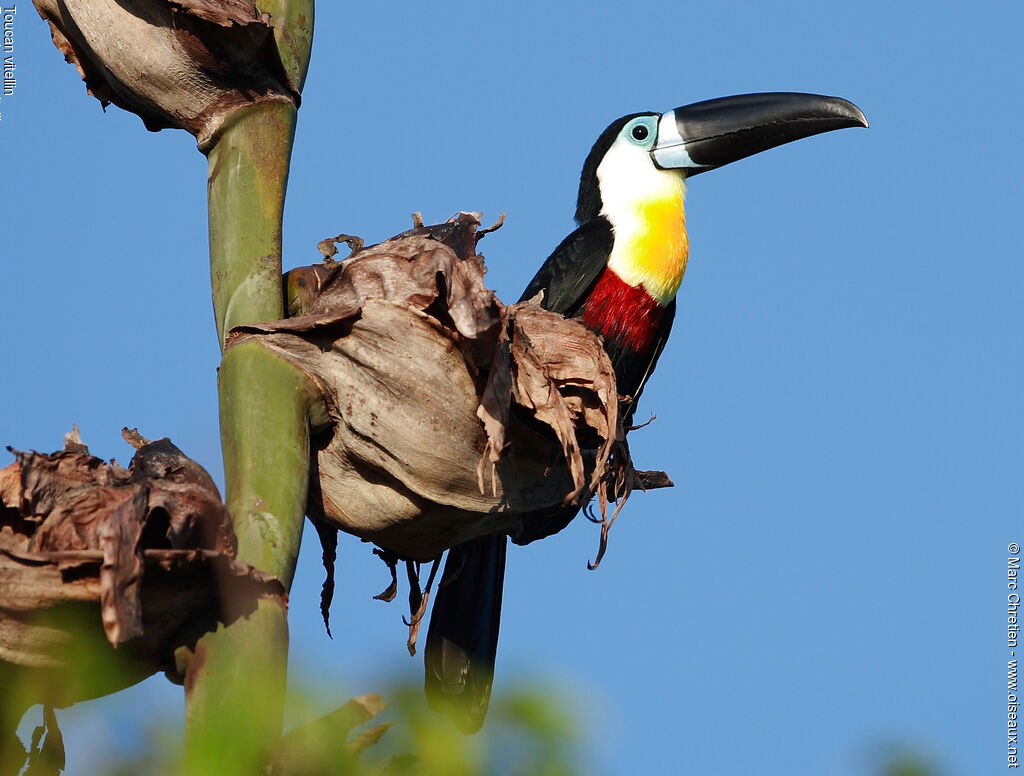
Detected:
[425,92,868,732]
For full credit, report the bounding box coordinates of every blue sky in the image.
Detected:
[3,1,1021,773]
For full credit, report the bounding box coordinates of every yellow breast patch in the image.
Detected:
[610,191,689,305]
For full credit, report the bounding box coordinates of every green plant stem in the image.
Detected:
[208,102,296,345]
[184,601,289,776]
[261,0,314,93]
[185,344,314,774]
[218,340,314,586]
[186,93,314,773]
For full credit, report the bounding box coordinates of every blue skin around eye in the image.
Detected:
[625,118,658,148]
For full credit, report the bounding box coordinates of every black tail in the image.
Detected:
[424,534,506,733]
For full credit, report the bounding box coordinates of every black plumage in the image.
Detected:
[519,218,614,312]
[423,534,506,734]
[425,124,675,732]
[424,90,867,733]
[520,215,676,405]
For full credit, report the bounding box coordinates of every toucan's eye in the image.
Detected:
[631,124,649,142]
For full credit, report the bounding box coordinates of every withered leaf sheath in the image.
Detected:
[233,214,641,563]
[33,0,301,149]
[0,428,285,710]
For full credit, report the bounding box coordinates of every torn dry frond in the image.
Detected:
[33,0,307,149]
[237,213,631,562]
[0,431,285,709]
[239,214,671,648]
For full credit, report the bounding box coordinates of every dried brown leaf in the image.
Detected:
[475,316,514,495]
[372,548,400,603]
[33,0,299,148]
[168,0,264,26]
[234,214,662,567]
[270,694,389,775]
[309,515,338,638]
[346,724,392,757]
[634,470,674,490]
[0,432,284,707]
[403,559,440,656]
[98,488,145,644]
[0,461,21,510]
[121,428,151,450]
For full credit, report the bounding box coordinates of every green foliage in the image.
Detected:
[2,674,952,775]
[882,752,941,776]
[5,678,588,776]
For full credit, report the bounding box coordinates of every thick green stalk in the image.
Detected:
[187,105,310,772]
[261,0,315,93]
[186,2,315,766]
[208,102,296,345]
[184,342,316,775]
[217,340,314,585]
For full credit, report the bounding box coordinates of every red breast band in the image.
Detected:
[582,269,665,354]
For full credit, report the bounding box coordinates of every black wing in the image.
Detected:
[518,218,614,314]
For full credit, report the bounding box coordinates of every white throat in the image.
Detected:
[595,138,689,304]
